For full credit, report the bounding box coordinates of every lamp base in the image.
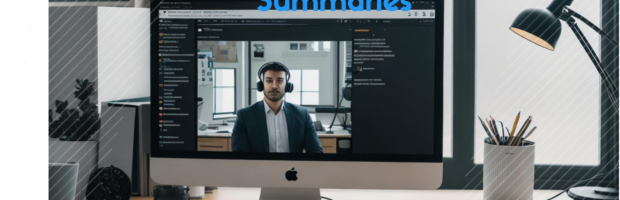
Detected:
[567,186,619,200]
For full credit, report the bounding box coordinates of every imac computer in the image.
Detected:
[151,0,444,199]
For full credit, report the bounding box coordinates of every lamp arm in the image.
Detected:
[566,20,619,112]
[563,7,619,46]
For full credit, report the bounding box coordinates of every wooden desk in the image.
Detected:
[131,187,573,200]
[197,125,351,153]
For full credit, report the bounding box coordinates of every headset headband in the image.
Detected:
[257,62,291,83]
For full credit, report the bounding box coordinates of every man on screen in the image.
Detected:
[232,62,323,153]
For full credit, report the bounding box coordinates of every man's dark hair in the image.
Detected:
[259,62,289,80]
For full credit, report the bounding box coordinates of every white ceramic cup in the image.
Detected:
[49,162,79,200]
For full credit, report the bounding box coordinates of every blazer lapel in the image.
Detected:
[255,101,270,152]
[283,102,296,152]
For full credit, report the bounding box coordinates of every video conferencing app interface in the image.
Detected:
[152,0,442,161]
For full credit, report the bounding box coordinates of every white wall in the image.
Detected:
[49,6,99,119]
[97,7,151,107]
[198,42,247,124]
[443,0,453,158]
[250,41,338,106]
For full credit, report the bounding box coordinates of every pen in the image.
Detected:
[490,116,501,143]
[512,116,532,146]
[523,126,537,140]
[478,116,499,145]
[504,127,510,145]
[498,121,505,144]
[487,119,496,137]
[499,121,505,144]
[488,119,501,144]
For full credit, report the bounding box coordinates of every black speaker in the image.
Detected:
[153,185,190,200]
[86,165,131,200]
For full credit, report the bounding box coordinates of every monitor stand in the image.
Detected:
[259,187,320,200]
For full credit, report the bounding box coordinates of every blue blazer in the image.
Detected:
[232,101,323,153]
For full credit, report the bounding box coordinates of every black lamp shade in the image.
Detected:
[509,8,562,51]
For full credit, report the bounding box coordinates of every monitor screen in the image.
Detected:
[151,0,443,163]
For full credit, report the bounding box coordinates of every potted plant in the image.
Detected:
[49,79,100,141]
[49,79,101,200]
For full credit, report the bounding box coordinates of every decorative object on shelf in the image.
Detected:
[49,79,100,141]
[253,43,265,58]
[197,50,214,86]
[86,165,131,200]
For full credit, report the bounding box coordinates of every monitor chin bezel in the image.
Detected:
[150,157,443,189]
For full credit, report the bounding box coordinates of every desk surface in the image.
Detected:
[198,125,351,138]
[131,187,572,200]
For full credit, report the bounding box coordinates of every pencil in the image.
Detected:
[510,116,528,146]
[509,111,521,145]
[515,118,533,145]
[512,116,532,146]
[486,118,498,144]
[487,119,495,136]
[478,116,499,145]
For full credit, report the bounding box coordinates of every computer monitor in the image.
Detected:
[151,0,443,198]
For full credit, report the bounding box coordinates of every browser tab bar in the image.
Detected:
[159,10,436,19]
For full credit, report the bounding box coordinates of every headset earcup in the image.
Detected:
[256,81,264,92]
[285,82,294,93]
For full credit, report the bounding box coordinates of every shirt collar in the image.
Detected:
[264,100,285,114]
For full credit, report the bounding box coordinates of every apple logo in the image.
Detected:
[285,168,298,181]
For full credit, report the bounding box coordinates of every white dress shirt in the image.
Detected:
[264,101,290,153]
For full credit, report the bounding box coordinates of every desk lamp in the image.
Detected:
[510,0,619,199]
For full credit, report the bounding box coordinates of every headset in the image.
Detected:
[256,62,294,93]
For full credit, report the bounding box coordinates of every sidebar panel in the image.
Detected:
[158,19,197,151]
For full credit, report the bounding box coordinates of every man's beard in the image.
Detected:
[264,89,284,102]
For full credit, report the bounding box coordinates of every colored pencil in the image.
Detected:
[509,111,521,139]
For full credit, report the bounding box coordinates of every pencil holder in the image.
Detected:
[483,141,535,200]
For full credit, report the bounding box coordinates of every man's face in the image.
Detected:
[263,70,286,102]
